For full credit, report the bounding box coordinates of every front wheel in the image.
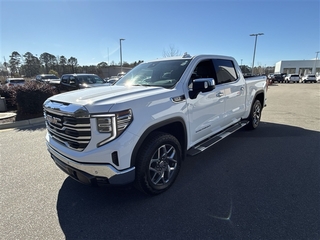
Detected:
[135,132,182,195]
[246,99,262,130]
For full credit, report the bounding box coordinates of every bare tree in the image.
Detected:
[163,45,181,57]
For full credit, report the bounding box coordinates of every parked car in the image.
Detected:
[117,72,126,78]
[285,74,300,83]
[104,77,119,85]
[5,78,25,87]
[301,74,317,83]
[36,74,60,84]
[60,73,106,92]
[35,74,61,91]
[273,74,284,83]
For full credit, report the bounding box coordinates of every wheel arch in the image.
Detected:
[131,117,187,167]
[254,90,265,107]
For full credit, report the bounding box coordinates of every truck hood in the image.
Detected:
[47,85,172,113]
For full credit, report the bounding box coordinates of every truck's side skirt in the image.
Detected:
[187,120,248,156]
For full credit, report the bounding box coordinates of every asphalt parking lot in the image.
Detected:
[0,82,319,240]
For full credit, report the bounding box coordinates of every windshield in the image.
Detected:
[115,59,191,88]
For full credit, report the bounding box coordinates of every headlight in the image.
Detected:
[93,109,133,147]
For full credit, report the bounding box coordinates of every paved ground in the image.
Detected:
[1,83,319,240]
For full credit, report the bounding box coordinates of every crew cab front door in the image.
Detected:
[187,59,228,145]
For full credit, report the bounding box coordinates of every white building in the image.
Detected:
[274,59,320,76]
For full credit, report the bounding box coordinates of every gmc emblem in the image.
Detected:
[46,114,61,125]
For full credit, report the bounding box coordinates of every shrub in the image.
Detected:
[11,81,58,115]
[0,85,17,108]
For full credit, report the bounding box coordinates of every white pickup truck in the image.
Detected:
[43,54,267,195]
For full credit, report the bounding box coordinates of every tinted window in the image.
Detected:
[212,59,238,84]
[188,60,215,89]
[11,80,25,83]
[61,76,68,83]
[70,77,76,84]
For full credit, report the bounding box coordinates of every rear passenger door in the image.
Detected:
[212,59,246,126]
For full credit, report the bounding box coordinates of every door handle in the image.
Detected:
[240,87,245,91]
[216,92,224,97]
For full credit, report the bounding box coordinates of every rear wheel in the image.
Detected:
[246,99,262,130]
[135,132,182,195]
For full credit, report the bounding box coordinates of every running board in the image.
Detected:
[187,120,249,156]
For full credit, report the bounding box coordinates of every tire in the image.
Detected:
[246,99,262,130]
[135,132,182,195]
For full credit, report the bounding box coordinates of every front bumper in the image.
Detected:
[47,143,135,185]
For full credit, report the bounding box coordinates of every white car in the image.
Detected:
[5,78,26,87]
[285,74,300,83]
[301,74,317,83]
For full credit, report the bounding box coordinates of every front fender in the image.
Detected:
[130,117,188,167]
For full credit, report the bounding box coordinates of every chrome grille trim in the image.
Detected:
[44,100,91,151]
[47,125,91,141]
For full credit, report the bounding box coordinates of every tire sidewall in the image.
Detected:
[247,100,262,130]
[135,132,182,195]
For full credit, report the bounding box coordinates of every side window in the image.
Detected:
[61,76,68,84]
[69,76,76,84]
[188,60,216,88]
[212,59,238,84]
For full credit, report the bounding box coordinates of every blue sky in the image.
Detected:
[1,0,319,67]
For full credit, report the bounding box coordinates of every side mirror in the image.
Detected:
[69,80,75,85]
[189,78,215,99]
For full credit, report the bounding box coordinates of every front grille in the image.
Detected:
[44,108,91,151]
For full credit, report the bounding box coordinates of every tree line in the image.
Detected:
[0,51,144,78]
[1,50,274,79]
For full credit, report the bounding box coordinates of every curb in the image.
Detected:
[0,117,45,130]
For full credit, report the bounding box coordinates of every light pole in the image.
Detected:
[250,33,264,75]
[119,38,125,73]
[314,51,319,74]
